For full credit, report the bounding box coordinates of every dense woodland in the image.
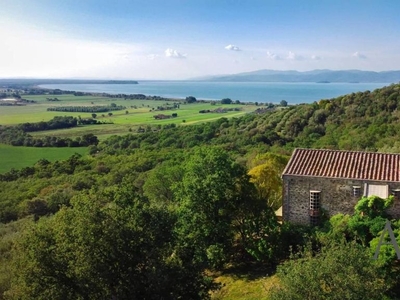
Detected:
[1,83,400,299]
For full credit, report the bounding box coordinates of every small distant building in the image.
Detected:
[282,149,400,225]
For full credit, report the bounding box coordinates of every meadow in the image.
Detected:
[0,93,257,173]
[0,144,88,173]
[1,94,257,140]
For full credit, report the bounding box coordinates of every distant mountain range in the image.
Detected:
[195,69,400,83]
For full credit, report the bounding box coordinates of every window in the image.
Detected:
[352,186,361,198]
[364,184,389,199]
[310,191,321,210]
[309,191,321,226]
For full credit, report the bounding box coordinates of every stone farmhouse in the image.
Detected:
[282,148,400,225]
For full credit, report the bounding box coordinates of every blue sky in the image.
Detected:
[1,0,399,79]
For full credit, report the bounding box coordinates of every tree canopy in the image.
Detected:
[7,186,215,300]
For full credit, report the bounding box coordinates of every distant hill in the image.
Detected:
[197,69,400,83]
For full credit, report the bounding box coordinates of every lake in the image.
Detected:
[39,81,389,104]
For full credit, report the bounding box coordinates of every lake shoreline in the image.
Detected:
[38,81,389,104]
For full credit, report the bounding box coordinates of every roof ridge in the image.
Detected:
[294,148,400,156]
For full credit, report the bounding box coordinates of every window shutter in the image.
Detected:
[367,184,389,199]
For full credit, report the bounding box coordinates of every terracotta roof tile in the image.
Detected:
[282,149,400,182]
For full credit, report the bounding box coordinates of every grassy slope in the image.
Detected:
[211,272,278,300]
[0,144,88,173]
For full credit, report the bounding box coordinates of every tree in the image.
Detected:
[340,195,393,246]
[80,133,99,146]
[280,100,288,107]
[318,196,400,298]
[221,98,232,104]
[7,189,215,299]
[185,96,197,103]
[108,112,113,117]
[369,218,400,297]
[91,113,97,119]
[320,195,394,247]
[173,147,255,268]
[270,241,390,300]
[247,153,288,210]
[143,161,184,206]
[20,198,49,220]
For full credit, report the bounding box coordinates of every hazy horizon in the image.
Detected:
[1,0,400,80]
[2,68,400,82]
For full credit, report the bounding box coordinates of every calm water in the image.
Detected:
[39,81,389,104]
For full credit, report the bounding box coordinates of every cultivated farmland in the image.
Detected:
[0,93,258,172]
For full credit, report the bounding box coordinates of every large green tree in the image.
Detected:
[7,185,214,299]
[173,147,257,268]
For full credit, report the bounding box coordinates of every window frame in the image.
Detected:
[309,190,321,226]
[352,185,361,198]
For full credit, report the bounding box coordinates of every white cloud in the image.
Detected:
[165,48,186,58]
[287,51,304,61]
[311,55,322,60]
[147,54,159,60]
[352,51,367,59]
[225,44,241,51]
[267,51,281,60]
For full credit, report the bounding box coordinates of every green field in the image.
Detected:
[0,93,258,172]
[0,95,111,124]
[0,94,256,125]
[0,144,88,173]
[1,94,257,140]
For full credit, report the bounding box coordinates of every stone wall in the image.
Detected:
[282,175,400,225]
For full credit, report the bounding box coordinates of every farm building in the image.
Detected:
[282,148,400,225]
